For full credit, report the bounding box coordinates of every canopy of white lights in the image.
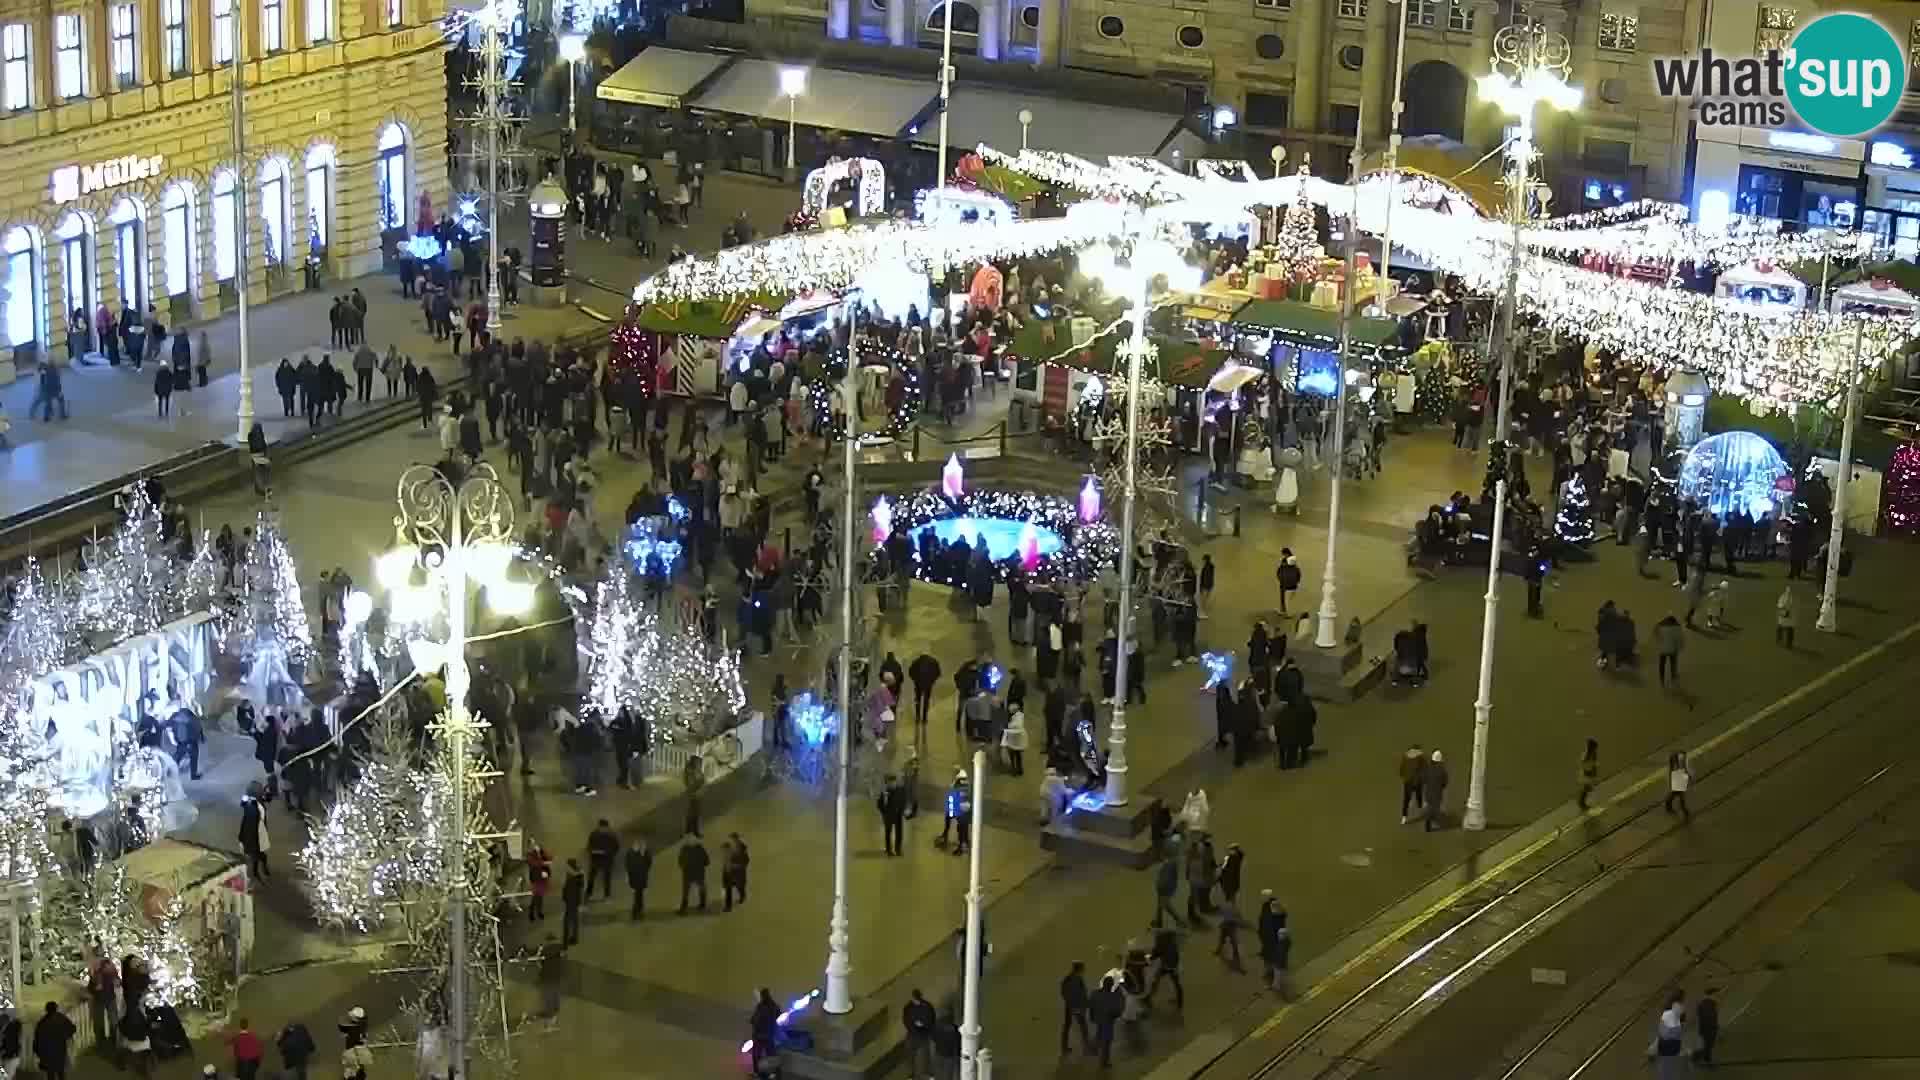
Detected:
[632,145,1910,409]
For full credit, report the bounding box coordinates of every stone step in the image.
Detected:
[1040,818,1158,868]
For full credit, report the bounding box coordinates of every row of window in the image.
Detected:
[1,0,403,111]
[1239,0,1640,53]
[1249,0,1478,33]
[4,130,410,348]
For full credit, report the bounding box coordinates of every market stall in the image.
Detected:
[1715,262,1810,311]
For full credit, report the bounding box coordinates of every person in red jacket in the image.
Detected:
[228,1017,265,1080]
[526,842,552,922]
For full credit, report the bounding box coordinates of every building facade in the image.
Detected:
[0,0,449,360]
[1689,0,1920,258]
[748,0,1696,204]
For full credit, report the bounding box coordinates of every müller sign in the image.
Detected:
[49,154,167,204]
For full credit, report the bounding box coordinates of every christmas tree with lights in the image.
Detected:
[607,318,660,401]
[1555,473,1595,544]
[237,513,313,663]
[1275,163,1325,282]
[298,716,449,933]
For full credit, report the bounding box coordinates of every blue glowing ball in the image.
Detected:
[1678,431,1788,519]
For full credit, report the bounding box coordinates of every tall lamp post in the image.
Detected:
[780,67,808,181]
[559,33,587,137]
[1376,0,1411,311]
[823,315,860,1016]
[473,1,516,333]
[229,4,253,447]
[376,463,531,1080]
[1462,24,1579,832]
[1816,320,1864,633]
[1313,97,1364,651]
[1093,239,1199,807]
[1018,108,1033,152]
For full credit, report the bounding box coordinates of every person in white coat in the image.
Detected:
[1001,707,1028,776]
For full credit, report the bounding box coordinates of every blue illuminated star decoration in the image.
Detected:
[1201,650,1234,691]
[789,691,839,746]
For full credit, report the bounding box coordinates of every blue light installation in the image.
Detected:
[789,691,839,746]
[666,495,690,523]
[1678,431,1789,518]
[907,517,1066,562]
[1201,651,1234,691]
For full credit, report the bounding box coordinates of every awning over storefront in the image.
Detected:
[1232,299,1407,357]
[924,87,1191,165]
[695,61,936,138]
[596,47,733,108]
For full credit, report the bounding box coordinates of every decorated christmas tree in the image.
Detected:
[607,318,659,401]
[237,513,313,664]
[0,560,64,890]
[73,484,182,648]
[298,716,449,933]
[1555,473,1595,544]
[583,559,745,745]
[1275,163,1325,281]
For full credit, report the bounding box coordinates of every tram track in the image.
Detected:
[1193,626,1920,1080]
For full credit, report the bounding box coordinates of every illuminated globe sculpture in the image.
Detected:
[1678,431,1789,518]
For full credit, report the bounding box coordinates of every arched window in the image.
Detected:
[259,158,290,267]
[377,123,409,232]
[306,143,336,254]
[54,211,94,320]
[212,169,238,281]
[2,225,43,348]
[926,1,979,33]
[161,182,195,299]
[110,197,146,310]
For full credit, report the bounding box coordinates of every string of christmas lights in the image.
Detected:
[581,561,746,743]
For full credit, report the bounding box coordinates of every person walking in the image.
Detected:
[1145,926,1184,1010]
[1577,738,1600,811]
[1257,892,1292,996]
[238,785,270,880]
[677,835,709,913]
[902,989,936,1077]
[274,1022,314,1080]
[1693,986,1721,1066]
[1398,745,1426,824]
[559,859,585,945]
[1654,615,1684,688]
[1275,549,1302,615]
[1664,751,1693,821]
[721,832,751,911]
[227,1018,264,1080]
[879,774,909,856]
[1198,553,1215,619]
[352,341,376,403]
[1058,961,1092,1056]
[1422,750,1449,832]
[1089,977,1121,1067]
[1650,991,1687,1078]
[525,841,551,922]
[585,819,618,900]
[748,989,780,1071]
[617,834,654,919]
[32,1003,75,1080]
[153,365,174,417]
[535,937,566,1022]
[85,948,120,1053]
[1214,889,1246,971]
[1152,854,1184,929]
[1775,586,1797,648]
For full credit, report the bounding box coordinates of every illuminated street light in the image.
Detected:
[780,66,808,176]
[1464,23,1579,833]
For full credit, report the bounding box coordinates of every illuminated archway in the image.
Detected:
[803,157,886,219]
